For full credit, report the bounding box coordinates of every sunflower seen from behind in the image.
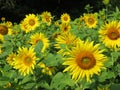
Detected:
[30,32,49,53]
[83,13,97,28]
[20,20,31,33]
[99,21,120,50]
[41,11,52,26]
[23,14,40,31]
[61,13,71,24]
[63,40,107,82]
[6,53,16,66]
[54,32,81,56]
[14,47,38,76]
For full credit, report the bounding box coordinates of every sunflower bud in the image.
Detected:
[103,0,110,5]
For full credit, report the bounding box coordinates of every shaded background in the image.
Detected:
[0,0,119,23]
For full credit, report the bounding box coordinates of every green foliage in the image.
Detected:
[50,72,75,90]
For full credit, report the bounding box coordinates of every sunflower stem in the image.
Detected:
[33,73,38,90]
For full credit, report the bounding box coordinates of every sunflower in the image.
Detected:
[60,23,71,33]
[23,14,40,31]
[0,25,8,35]
[13,47,38,76]
[0,22,13,41]
[99,21,120,50]
[38,62,55,76]
[41,11,52,26]
[54,32,81,56]
[6,53,16,66]
[20,20,31,33]
[61,13,71,24]
[83,13,97,28]
[30,32,49,53]
[63,40,107,82]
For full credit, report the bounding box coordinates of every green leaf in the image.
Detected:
[19,75,31,85]
[50,72,75,90]
[116,6,119,13]
[24,83,36,89]
[98,70,115,82]
[104,57,114,67]
[34,41,43,57]
[111,51,119,62]
[0,41,13,58]
[0,81,9,86]
[44,53,59,66]
[110,84,120,90]
[2,69,17,79]
[37,81,50,90]
[116,64,120,76]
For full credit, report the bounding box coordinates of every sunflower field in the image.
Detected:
[0,0,120,90]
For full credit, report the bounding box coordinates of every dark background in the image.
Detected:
[0,0,119,23]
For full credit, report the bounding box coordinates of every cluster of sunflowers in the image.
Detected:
[0,3,120,89]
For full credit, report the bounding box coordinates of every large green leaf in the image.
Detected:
[0,81,9,86]
[19,75,32,85]
[43,53,62,66]
[50,72,75,90]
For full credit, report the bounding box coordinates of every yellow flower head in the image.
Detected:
[63,40,107,82]
[20,20,31,33]
[0,25,9,35]
[41,11,52,26]
[54,32,82,56]
[61,13,71,23]
[60,23,71,33]
[6,53,16,66]
[23,14,40,31]
[99,21,120,50]
[0,22,13,41]
[14,47,38,76]
[30,32,49,53]
[83,13,97,28]
[38,62,55,76]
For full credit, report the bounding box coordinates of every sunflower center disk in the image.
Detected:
[64,17,68,21]
[64,26,68,31]
[35,39,41,44]
[45,17,50,22]
[88,18,94,25]
[76,52,96,70]
[24,56,32,66]
[29,19,35,26]
[107,29,120,40]
[0,25,8,35]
